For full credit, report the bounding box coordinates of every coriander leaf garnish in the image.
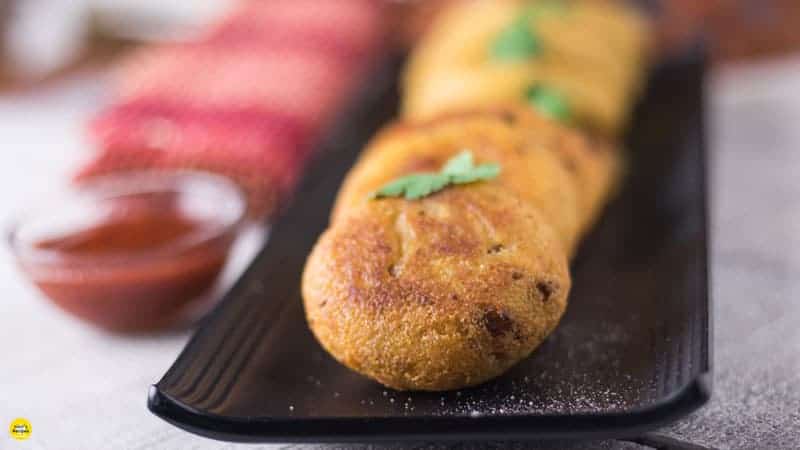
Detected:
[372,175,421,197]
[490,15,541,61]
[372,173,450,200]
[490,1,568,62]
[441,151,474,176]
[451,163,501,183]
[371,151,501,200]
[526,84,571,122]
[404,173,450,199]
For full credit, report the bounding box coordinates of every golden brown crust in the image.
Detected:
[402,0,651,136]
[303,183,569,390]
[334,108,581,252]
[495,105,622,235]
[303,107,619,391]
[334,106,618,253]
[301,0,639,392]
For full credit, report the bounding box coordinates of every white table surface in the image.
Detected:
[1,56,799,449]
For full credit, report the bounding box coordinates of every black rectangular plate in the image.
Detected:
[148,46,711,443]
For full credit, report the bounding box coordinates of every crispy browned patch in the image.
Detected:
[482,310,514,337]
[536,280,557,303]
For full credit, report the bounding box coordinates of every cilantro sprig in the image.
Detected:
[371,151,501,200]
[491,15,541,61]
[490,0,568,62]
[526,84,571,122]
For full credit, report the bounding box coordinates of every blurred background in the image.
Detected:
[2,0,800,86]
[1,0,799,448]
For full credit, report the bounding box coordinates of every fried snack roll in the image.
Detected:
[334,106,619,253]
[493,106,621,235]
[403,0,650,137]
[303,1,639,392]
[303,183,570,391]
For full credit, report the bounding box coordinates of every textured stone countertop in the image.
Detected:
[656,58,800,450]
[1,57,799,450]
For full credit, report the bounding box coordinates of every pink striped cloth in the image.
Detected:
[78,0,386,217]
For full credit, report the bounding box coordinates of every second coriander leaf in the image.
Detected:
[491,16,541,61]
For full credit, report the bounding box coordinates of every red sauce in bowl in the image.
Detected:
[11,172,245,332]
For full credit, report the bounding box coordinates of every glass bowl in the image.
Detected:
[9,171,246,332]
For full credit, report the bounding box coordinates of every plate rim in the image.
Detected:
[147,373,711,443]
